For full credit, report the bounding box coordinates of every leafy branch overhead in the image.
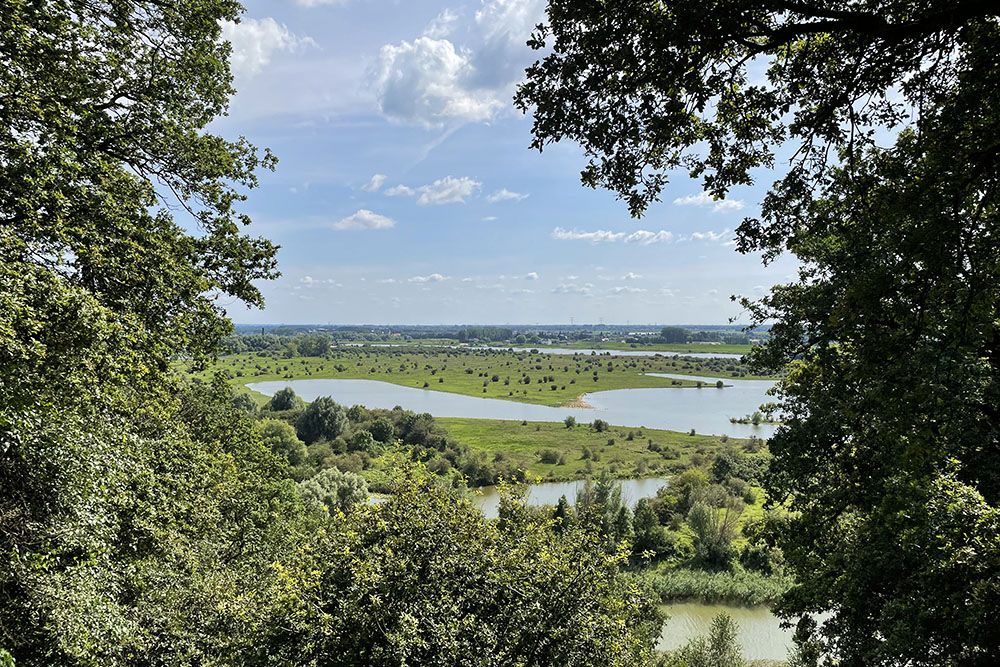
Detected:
[516,0,1000,236]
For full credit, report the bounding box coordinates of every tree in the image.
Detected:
[263,476,661,665]
[518,2,1000,663]
[298,468,368,515]
[259,418,308,466]
[658,326,689,344]
[564,415,577,429]
[687,499,743,569]
[632,499,674,562]
[369,417,395,444]
[348,429,378,454]
[296,396,349,444]
[1,1,299,663]
[268,387,304,412]
[232,392,258,414]
[591,419,609,433]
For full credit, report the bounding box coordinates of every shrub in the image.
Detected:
[539,449,561,464]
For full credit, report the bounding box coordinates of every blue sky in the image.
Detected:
[215,0,797,325]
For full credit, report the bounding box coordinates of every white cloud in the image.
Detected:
[624,230,674,245]
[690,229,732,242]
[385,184,415,197]
[673,192,746,213]
[417,176,480,205]
[332,209,396,230]
[372,37,503,127]
[474,0,546,43]
[487,188,528,203]
[708,288,719,295]
[362,174,387,192]
[482,215,498,221]
[552,283,594,295]
[388,176,480,205]
[295,0,349,6]
[551,228,625,244]
[622,272,642,280]
[377,278,398,284]
[372,0,545,127]
[524,272,539,280]
[220,18,314,79]
[424,9,460,38]
[609,286,646,294]
[408,273,450,283]
[550,228,675,245]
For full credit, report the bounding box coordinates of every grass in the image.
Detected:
[649,568,793,606]
[188,346,772,408]
[532,340,756,355]
[436,417,734,481]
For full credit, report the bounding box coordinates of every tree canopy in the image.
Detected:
[1,2,665,664]
[520,1,1000,664]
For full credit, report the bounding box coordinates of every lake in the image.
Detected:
[247,376,778,437]
[469,477,670,518]
[658,602,794,661]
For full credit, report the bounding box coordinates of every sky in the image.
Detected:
[214,0,798,325]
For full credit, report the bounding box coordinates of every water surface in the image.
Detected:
[657,603,793,661]
[470,477,670,519]
[248,378,777,437]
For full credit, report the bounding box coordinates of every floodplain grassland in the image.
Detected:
[435,417,736,481]
[191,346,772,408]
[531,340,755,355]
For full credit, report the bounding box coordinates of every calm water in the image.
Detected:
[658,603,792,660]
[470,477,670,519]
[248,377,777,437]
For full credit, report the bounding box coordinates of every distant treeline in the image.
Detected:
[223,325,762,354]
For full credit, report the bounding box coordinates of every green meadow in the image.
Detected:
[190,346,771,408]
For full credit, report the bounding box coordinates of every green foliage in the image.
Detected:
[687,500,742,569]
[259,419,308,466]
[295,396,349,444]
[267,387,304,412]
[632,498,677,562]
[369,417,395,443]
[520,2,1000,663]
[348,429,378,454]
[297,468,368,515]
[263,476,662,665]
[650,568,793,607]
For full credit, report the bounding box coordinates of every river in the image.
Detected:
[247,376,777,437]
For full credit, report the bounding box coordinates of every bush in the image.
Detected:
[268,386,304,411]
[539,449,561,464]
[564,416,577,429]
[258,419,307,466]
[298,468,368,514]
[296,396,349,444]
